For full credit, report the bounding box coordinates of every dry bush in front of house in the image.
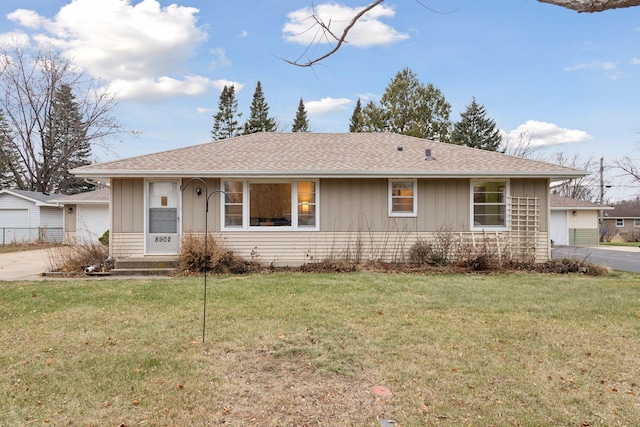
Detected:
[533,257,610,276]
[179,232,256,275]
[299,258,358,273]
[47,243,110,273]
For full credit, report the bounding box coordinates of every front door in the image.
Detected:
[146,180,180,255]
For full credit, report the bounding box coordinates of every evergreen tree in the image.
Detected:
[0,108,20,189]
[450,97,502,151]
[291,98,310,132]
[44,84,94,194]
[244,81,277,134]
[362,68,452,141]
[212,85,242,140]
[348,98,364,132]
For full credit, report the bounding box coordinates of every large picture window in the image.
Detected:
[222,180,318,230]
[389,179,417,217]
[472,180,508,230]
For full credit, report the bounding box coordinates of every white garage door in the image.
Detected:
[0,209,29,243]
[76,205,109,244]
[550,210,568,246]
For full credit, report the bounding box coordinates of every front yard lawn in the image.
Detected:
[2,272,639,426]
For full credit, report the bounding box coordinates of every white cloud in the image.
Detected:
[109,76,220,101]
[6,0,209,101]
[7,9,47,29]
[283,3,409,48]
[0,30,30,49]
[632,57,640,65]
[502,120,591,148]
[305,97,352,115]
[209,47,231,69]
[239,30,249,38]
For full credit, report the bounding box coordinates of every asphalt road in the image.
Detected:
[552,245,640,273]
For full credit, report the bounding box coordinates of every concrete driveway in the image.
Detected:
[0,248,53,281]
[552,244,640,273]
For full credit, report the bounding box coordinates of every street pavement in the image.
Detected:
[552,244,640,273]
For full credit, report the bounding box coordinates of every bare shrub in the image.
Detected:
[299,259,358,273]
[534,257,609,276]
[180,232,255,275]
[47,243,109,273]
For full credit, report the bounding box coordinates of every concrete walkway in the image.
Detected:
[0,248,53,281]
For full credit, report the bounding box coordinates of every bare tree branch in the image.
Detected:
[285,0,384,68]
[538,0,640,12]
[286,0,640,67]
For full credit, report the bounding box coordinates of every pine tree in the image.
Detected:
[291,98,310,132]
[451,97,502,151]
[362,68,452,141]
[212,85,242,140]
[0,108,21,189]
[244,81,277,134]
[349,98,364,132]
[44,84,94,194]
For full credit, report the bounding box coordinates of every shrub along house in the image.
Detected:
[71,132,586,267]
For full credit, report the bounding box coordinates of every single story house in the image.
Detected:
[549,194,611,246]
[50,188,110,245]
[602,205,640,242]
[0,189,64,244]
[72,132,587,266]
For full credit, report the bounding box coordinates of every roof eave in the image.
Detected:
[74,169,588,180]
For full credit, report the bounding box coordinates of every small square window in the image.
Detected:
[634,218,640,227]
[616,218,624,227]
[389,180,417,217]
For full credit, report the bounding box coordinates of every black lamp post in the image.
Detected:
[180,178,230,343]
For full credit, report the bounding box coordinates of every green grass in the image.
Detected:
[601,241,640,247]
[2,272,640,426]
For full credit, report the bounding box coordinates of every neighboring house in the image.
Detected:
[72,132,586,266]
[50,188,110,245]
[602,205,640,241]
[549,194,612,246]
[0,189,64,244]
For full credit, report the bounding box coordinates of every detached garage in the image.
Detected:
[51,188,109,244]
[550,194,610,246]
[0,190,64,244]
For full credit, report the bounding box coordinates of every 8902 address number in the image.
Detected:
[155,236,172,243]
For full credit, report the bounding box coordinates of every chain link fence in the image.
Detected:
[1,227,63,245]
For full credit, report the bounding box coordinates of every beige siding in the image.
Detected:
[181,178,221,232]
[111,232,144,258]
[321,178,470,233]
[511,178,549,231]
[212,230,550,266]
[111,179,144,233]
[567,210,598,229]
[109,176,552,263]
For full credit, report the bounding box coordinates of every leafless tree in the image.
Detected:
[501,130,542,159]
[287,0,640,67]
[549,153,600,202]
[0,42,130,192]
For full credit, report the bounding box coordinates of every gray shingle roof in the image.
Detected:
[72,132,587,180]
[48,188,109,204]
[0,189,61,205]
[550,194,609,210]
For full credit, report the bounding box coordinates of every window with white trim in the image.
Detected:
[616,218,624,227]
[471,180,508,230]
[635,218,640,227]
[389,179,417,217]
[222,180,318,230]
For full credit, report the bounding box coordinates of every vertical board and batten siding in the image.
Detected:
[567,210,599,245]
[110,179,144,257]
[111,179,144,233]
[510,178,549,231]
[110,177,551,264]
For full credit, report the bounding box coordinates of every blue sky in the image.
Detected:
[0,0,639,199]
